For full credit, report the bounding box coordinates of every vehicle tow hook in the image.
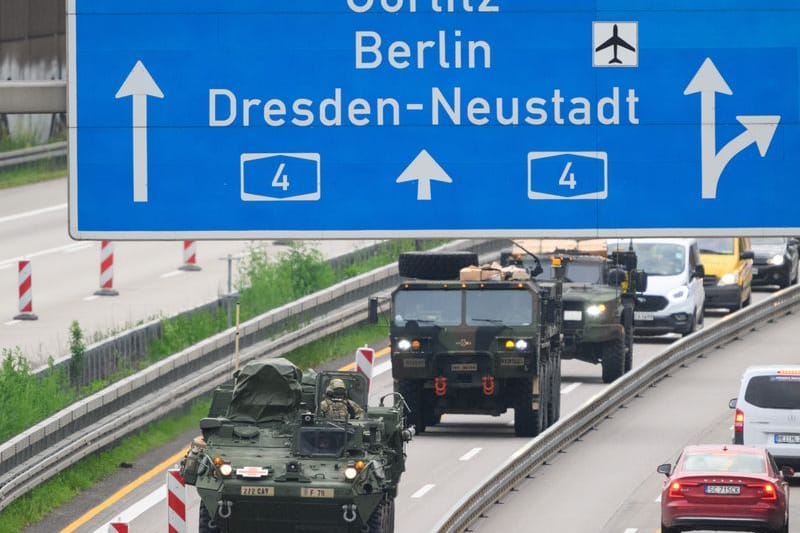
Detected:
[342,504,358,523]
[217,500,233,519]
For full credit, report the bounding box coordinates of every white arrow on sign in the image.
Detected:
[684,58,780,199]
[396,149,452,201]
[115,60,164,203]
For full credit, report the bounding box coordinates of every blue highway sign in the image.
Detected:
[68,0,800,238]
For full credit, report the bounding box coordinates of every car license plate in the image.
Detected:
[301,488,334,498]
[241,486,274,496]
[634,311,655,321]
[704,485,741,495]
[564,310,582,321]
[775,433,800,444]
[452,363,478,372]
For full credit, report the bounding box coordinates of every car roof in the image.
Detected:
[682,444,765,455]
[741,365,800,378]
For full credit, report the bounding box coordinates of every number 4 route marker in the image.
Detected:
[559,161,577,190]
[115,60,164,203]
[684,58,780,199]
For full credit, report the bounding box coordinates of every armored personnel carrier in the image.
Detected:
[180,358,412,533]
[386,251,563,437]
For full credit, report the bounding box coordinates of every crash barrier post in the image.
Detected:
[178,240,201,271]
[95,241,119,296]
[108,523,128,533]
[356,346,375,392]
[14,260,37,320]
[167,468,187,533]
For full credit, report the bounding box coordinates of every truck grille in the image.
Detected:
[635,295,668,312]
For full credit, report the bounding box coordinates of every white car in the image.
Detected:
[608,238,705,336]
[730,366,800,470]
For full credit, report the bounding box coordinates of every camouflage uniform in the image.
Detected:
[319,378,364,420]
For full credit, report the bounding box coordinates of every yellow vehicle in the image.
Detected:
[697,237,754,311]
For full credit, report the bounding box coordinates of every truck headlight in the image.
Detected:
[718,273,739,286]
[344,467,358,480]
[769,254,785,266]
[397,339,411,351]
[515,339,529,351]
[586,304,607,317]
[219,463,233,477]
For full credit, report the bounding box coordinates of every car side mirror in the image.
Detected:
[728,398,737,409]
[740,251,755,260]
[781,466,795,479]
[694,264,705,279]
[657,463,672,476]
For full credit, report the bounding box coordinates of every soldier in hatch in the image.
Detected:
[318,378,364,420]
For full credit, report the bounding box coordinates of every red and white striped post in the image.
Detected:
[95,241,119,296]
[178,240,201,271]
[108,523,128,533]
[355,346,375,393]
[14,260,37,320]
[167,468,187,533]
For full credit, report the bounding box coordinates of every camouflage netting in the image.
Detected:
[227,358,303,424]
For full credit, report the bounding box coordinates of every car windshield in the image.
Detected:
[466,290,533,326]
[621,243,686,276]
[538,261,605,284]
[752,237,787,246]
[681,452,766,474]
[393,290,461,326]
[297,427,349,457]
[698,238,735,255]
[744,375,800,409]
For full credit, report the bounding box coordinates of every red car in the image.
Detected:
[658,444,792,533]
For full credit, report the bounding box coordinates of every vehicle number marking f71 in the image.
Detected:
[301,487,335,498]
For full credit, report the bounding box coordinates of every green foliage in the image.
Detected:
[0,159,67,189]
[336,240,445,280]
[147,308,228,362]
[0,398,211,532]
[0,349,75,443]
[68,321,86,386]
[285,323,389,370]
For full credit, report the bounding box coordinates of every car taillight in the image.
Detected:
[668,482,684,498]
[751,482,778,500]
[734,409,744,431]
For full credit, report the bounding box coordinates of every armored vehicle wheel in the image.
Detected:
[199,502,220,533]
[601,337,626,384]
[622,309,634,372]
[398,252,479,280]
[512,378,543,437]
[396,379,426,433]
[366,498,395,532]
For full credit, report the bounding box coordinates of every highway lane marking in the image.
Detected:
[0,242,97,269]
[63,348,390,532]
[0,263,11,271]
[91,484,165,533]
[459,447,483,461]
[560,382,581,394]
[3,320,20,326]
[83,295,99,302]
[623,529,638,533]
[63,242,94,254]
[160,270,185,279]
[410,483,435,498]
[0,202,67,225]
[654,494,661,503]
[60,447,188,533]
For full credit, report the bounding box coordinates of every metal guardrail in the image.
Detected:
[0,141,67,170]
[0,239,508,512]
[434,285,800,533]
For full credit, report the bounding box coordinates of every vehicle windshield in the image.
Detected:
[698,238,735,255]
[537,261,605,284]
[393,290,461,326]
[466,290,533,326]
[623,243,686,276]
[681,452,766,474]
[744,375,800,409]
[297,427,349,457]
[751,237,787,246]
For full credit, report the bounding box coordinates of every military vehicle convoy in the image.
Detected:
[180,358,412,533]
[388,251,563,437]
[501,240,647,383]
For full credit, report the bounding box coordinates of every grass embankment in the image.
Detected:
[0,132,67,189]
[0,320,389,532]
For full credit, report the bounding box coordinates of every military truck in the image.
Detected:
[387,251,563,437]
[180,358,412,533]
[501,241,647,384]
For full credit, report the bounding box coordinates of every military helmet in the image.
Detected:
[328,378,347,398]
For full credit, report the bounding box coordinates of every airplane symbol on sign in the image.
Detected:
[595,24,636,65]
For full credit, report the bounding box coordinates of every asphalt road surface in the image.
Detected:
[0,178,378,368]
[63,292,775,533]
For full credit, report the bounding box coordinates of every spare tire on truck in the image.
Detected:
[398,252,479,280]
